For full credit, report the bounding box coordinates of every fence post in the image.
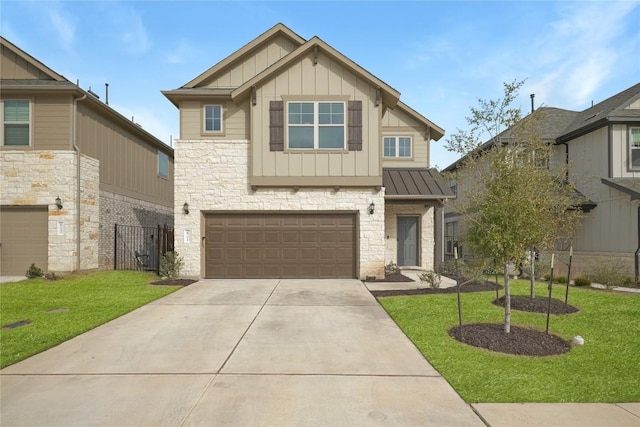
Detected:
[113,224,118,270]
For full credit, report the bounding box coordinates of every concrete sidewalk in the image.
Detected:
[0,279,483,426]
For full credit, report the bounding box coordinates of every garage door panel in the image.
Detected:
[205,213,356,279]
[1,206,48,275]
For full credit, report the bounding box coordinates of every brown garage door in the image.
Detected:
[205,213,356,278]
[0,206,48,275]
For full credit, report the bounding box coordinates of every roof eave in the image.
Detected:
[231,37,401,107]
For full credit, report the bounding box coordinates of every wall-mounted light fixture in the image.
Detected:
[55,196,63,210]
[368,202,375,215]
[183,202,189,215]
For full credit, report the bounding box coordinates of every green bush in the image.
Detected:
[159,251,184,279]
[418,270,441,289]
[574,277,591,287]
[555,276,567,284]
[25,264,44,279]
[587,261,628,289]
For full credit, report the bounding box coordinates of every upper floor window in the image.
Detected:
[158,151,169,178]
[3,100,30,146]
[383,136,412,158]
[630,127,640,170]
[287,101,345,150]
[204,105,223,133]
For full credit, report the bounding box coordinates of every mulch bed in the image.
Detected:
[370,280,501,298]
[366,272,415,283]
[150,278,198,286]
[492,295,580,314]
[449,323,571,356]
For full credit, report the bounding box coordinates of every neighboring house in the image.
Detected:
[0,37,174,276]
[444,83,640,280]
[163,23,453,279]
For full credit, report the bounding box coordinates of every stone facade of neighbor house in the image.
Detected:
[0,36,174,275]
[164,23,453,280]
[444,83,640,280]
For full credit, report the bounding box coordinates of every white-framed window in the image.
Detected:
[203,105,223,133]
[630,127,640,170]
[3,99,30,146]
[383,136,412,158]
[287,101,345,149]
[158,151,169,178]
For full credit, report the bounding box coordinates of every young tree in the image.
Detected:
[446,80,583,333]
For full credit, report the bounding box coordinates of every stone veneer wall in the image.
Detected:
[384,204,435,270]
[543,250,635,281]
[174,140,386,279]
[99,191,174,269]
[0,151,100,272]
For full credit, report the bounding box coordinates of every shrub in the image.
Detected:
[44,272,59,281]
[159,251,184,279]
[555,276,567,284]
[25,264,44,279]
[384,261,400,275]
[574,277,591,287]
[587,261,628,289]
[418,270,441,289]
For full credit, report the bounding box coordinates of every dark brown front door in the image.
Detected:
[204,213,356,278]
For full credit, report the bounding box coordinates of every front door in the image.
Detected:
[397,216,418,266]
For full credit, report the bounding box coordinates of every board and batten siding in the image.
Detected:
[611,124,640,178]
[180,100,249,140]
[381,107,429,168]
[77,103,173,207]
[251,52,381,183]
[201,36,299,88]
[568,127,609,195]
[33,95,73,150]
[0,44,52,79]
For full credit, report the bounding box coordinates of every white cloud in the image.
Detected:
[105,5,150,54]
[165,39,198,65]
[528,1,638,107]
[48,7,75,49]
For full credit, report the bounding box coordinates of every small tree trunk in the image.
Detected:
[530,249,535,299]
[504,263,511,334]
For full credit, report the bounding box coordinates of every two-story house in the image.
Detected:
[444,82,640,280]
[163,23,453,279]
[0,37,174,276]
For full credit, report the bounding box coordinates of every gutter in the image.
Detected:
[73,92,87,271]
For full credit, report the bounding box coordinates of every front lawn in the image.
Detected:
[0,271,181,369]
[378,280,640,403]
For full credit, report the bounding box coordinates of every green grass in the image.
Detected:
[379,279,640,403]
[0,271,181,369]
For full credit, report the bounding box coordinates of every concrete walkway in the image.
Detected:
[0,279,484,426]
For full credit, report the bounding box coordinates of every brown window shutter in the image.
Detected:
[348,100,362,151]
[269,100,284,151]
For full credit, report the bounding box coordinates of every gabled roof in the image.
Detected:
[395,101,445,141]
[443,107,577,171]
[0,36,66,81]
[383,168,455,200]
[232,36,401,108]
[182,23,306,89]
[1,37,172,154]
[558,82,640,141]
[602,178,640,200]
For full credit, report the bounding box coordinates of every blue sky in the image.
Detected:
[2,1,639,169]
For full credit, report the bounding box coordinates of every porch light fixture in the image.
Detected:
[55,196,63,210]
[368,202,375,215]
[183,202,189,215]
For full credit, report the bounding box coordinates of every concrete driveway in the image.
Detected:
[0,279,484,426]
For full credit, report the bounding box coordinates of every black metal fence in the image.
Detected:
[114,224,174,274]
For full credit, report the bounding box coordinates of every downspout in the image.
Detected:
[73,92,87,271]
